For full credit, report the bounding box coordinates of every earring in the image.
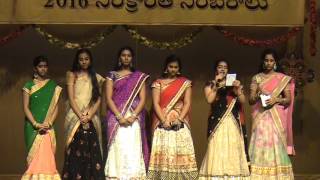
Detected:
[164,70,168,74]
[118,61,122,67]
[177,71,181,75]
[130,62,133,68]
[33,73,39,79]
[273,64,277,70]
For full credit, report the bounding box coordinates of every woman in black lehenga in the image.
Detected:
[199,59,250,180]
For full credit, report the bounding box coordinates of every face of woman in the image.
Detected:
[263,54,276,72]
[119,49,133,67]
[78,52,91,70]
[216,61,228,78]
[34,61,48,78]
[166,61,180,77]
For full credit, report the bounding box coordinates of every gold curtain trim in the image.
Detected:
[272,76,292,98]
[124,25,203,50]
[33,25,116,49]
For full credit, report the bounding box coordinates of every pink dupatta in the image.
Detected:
[253,72,295,155]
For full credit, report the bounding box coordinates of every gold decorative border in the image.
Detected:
[165,80,191,116]
[33,25,116,49]
[22,87,30,94]
[21,173,61,180]
[251,165,293,176]
[208,99,237,139]
[123,74,149,116]
[65,121,80,149]
[30,79,50,95]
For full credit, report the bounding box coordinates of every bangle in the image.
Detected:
[277,98,284,104]
[32,122,40,129]
[115,113,123,120]
[131,112,138,118]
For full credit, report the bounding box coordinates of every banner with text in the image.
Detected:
[0,0,305,26]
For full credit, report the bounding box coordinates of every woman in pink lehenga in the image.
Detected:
[249,49,295,180]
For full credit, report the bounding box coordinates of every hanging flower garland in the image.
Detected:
[309,0,317,56]
[214,26,301,47]
[0,25,29,46]
[33,25,117,49]
[124,25,203,50]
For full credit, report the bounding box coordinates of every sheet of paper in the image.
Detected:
[226,73,237,86]
[260,94,271,107]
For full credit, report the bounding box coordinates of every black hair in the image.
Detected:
[212,58,230,76]
[113,46,136,72]
[71,48,100,104]
[33,55,48,67]
[259,48,282,73]
[161,54,182,78]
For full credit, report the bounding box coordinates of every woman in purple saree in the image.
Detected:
[104,47,149,179]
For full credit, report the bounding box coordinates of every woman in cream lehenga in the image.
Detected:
[62,48,105,180]
[199,59,250,180]
[22,56,61,180]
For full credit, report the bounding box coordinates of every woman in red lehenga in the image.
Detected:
[147,54,198,180]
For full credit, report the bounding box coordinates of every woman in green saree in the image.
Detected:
[22,56,62,180]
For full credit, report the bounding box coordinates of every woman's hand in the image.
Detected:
[233,80,243,95]
[161,120,171,129]
[119,118,130,127]
[42,122,51,129]
[171,119,182,126]
[126,116,137,125]
[80,114,90,124]
[266,96,278,106]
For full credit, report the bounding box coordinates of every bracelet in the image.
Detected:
[115,113,123,120]
[277,98,285,104]
[32,122,40,129]
[131,112,138,118]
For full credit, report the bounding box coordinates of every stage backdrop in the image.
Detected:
[0,25,319,177]
[0,0,305,26]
